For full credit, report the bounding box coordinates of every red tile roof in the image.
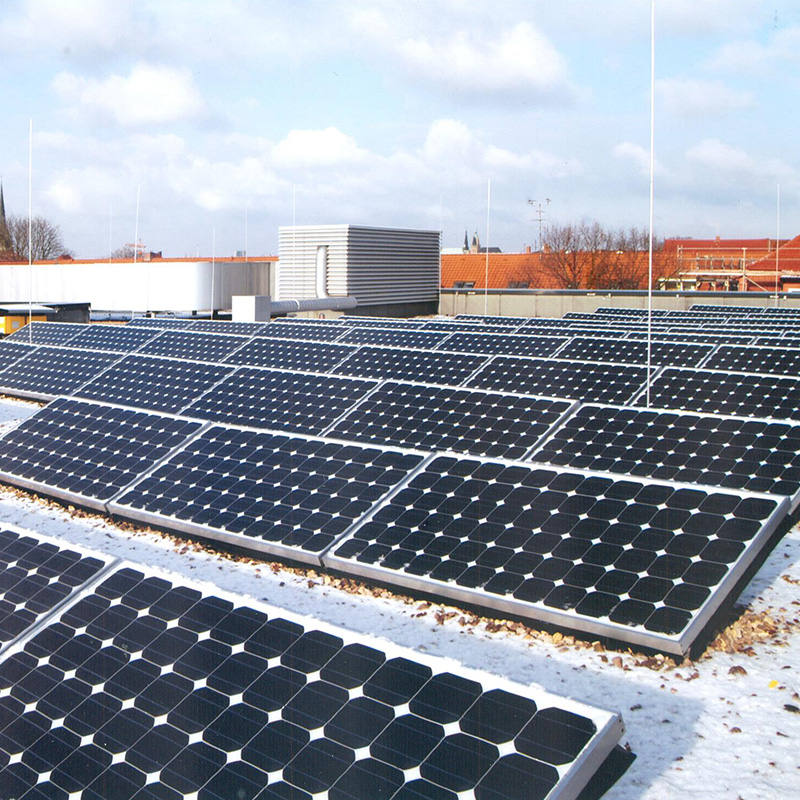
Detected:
[441,253,557,289]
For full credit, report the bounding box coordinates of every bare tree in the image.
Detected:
[6,214,73,260]
[539,222,585,289]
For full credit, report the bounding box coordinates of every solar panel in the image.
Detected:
[468,356,649,404]
[63,326,159,353]
[184,368,378,435]
[189,320,268,335]
[128,317,197,329]
[422,320,519,333]
[556,337,713,368]
[137,330,248,363]
[0,342,37,372]
[111,427,425,563]
[644,367,800,421]
[328,454,787,654]
[340,317,428,329]
[455,314,527,326]
[530,405,800,511]
[0,527,113,652]
[332,346,488,385]
[690,304,761,314]
[703,344,800,376]
[4,321,85,346]
[0,347,121,400]
[256,323,348,342]
[74,355,235,414]
[437,332,569,358]
[0,398,204,510]
[338,328,452,350]
[625,331,755,345]
[328,380,576,460]
[0,561,623,800]
[224,338,356,372]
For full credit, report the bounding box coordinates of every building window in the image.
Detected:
[507,280,530,289]
[453,281,476,289]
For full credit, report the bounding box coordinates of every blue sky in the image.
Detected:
[1,0,799,258]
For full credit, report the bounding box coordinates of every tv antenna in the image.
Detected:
[527,198,550,251]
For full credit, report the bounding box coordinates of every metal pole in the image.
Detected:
[775,184,780,307]
[645,0,655,408]
[132,184,140,321]
[484,179,490,316]
[28,119,33,342]
[211,226,216,320]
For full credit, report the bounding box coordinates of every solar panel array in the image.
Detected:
[0,546,623,800]
[0,307,798,658]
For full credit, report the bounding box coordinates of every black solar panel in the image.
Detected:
[557,337,713,367]
[74,355,234,414]
[0,398,203,510]
[531,405,800,510]
[625,331,755,345]
[63,326,159,353]
[338,328,452,349]
[256,323,348,342]
[703,344,800,376]
[189,320,268,335]
[0,342,37,372]
[0,561,622,800]
[0,347,121,400]
[329,455,787,654]
[646,367,800,421]
[332,346,487,385]
[690,304,761,314]
[468,356,649,404]
[341,317,427,329]
[0,527,112,651]
[455,314,527,326]
[437,332,569,358]
[137,330,248,363]
[224,338,356,372]
[184,368,378,435]
[328,381,575,460]
[128,317,196,329]
[422,320,519,333]
[4,321,85,346]
[112,428,425,562]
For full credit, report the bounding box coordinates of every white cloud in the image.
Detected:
[656,78,754,116]
[705,26,800,73]
[271,128,369,169]
[0,0,137,57]
[53,63,205,127]
[612,142,667,178]
[686,139,755,173]
[350,11,573,102]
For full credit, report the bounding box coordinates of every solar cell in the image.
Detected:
[328,454,787,654]
[0,561,622,800]
[328,380,575,460]
[644,367,800,421]
[0,398,204,510]
[256,323,348,342]
[625,331,755,345]
[74,355,234,414]
[531,405,800,511]
[0,341,37,372]
[468,356,649,404]
[0,347,121,400]
[556,337,713,367]
[703,344,800,376]
[455,314,527,326]
[332,346,488,384]
[136,330,248,363]
[184,368,378,434]
[340,318,427,329]
[128,318,197,329]
[111,427,425,562]
[63,326,159,353]
[436,331,569,358]
[338,327,452,349]
[224,337,356,372]
[189,320,268,335]
[422,320,519,333]
[4,321,85,346]
[0,527,113,651]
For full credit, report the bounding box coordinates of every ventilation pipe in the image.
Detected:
[316,245,329,298]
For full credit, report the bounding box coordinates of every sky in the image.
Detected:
[1,0,799,259]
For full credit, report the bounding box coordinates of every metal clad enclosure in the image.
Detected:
[278,225,440,307]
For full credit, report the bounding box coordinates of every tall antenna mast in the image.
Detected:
[484,179,491,316]
[28,119,33,342]
[645,0,656,408]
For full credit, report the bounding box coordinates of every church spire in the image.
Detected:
[0,181,13,253]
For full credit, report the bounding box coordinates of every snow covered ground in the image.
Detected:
[0,398,797,798]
